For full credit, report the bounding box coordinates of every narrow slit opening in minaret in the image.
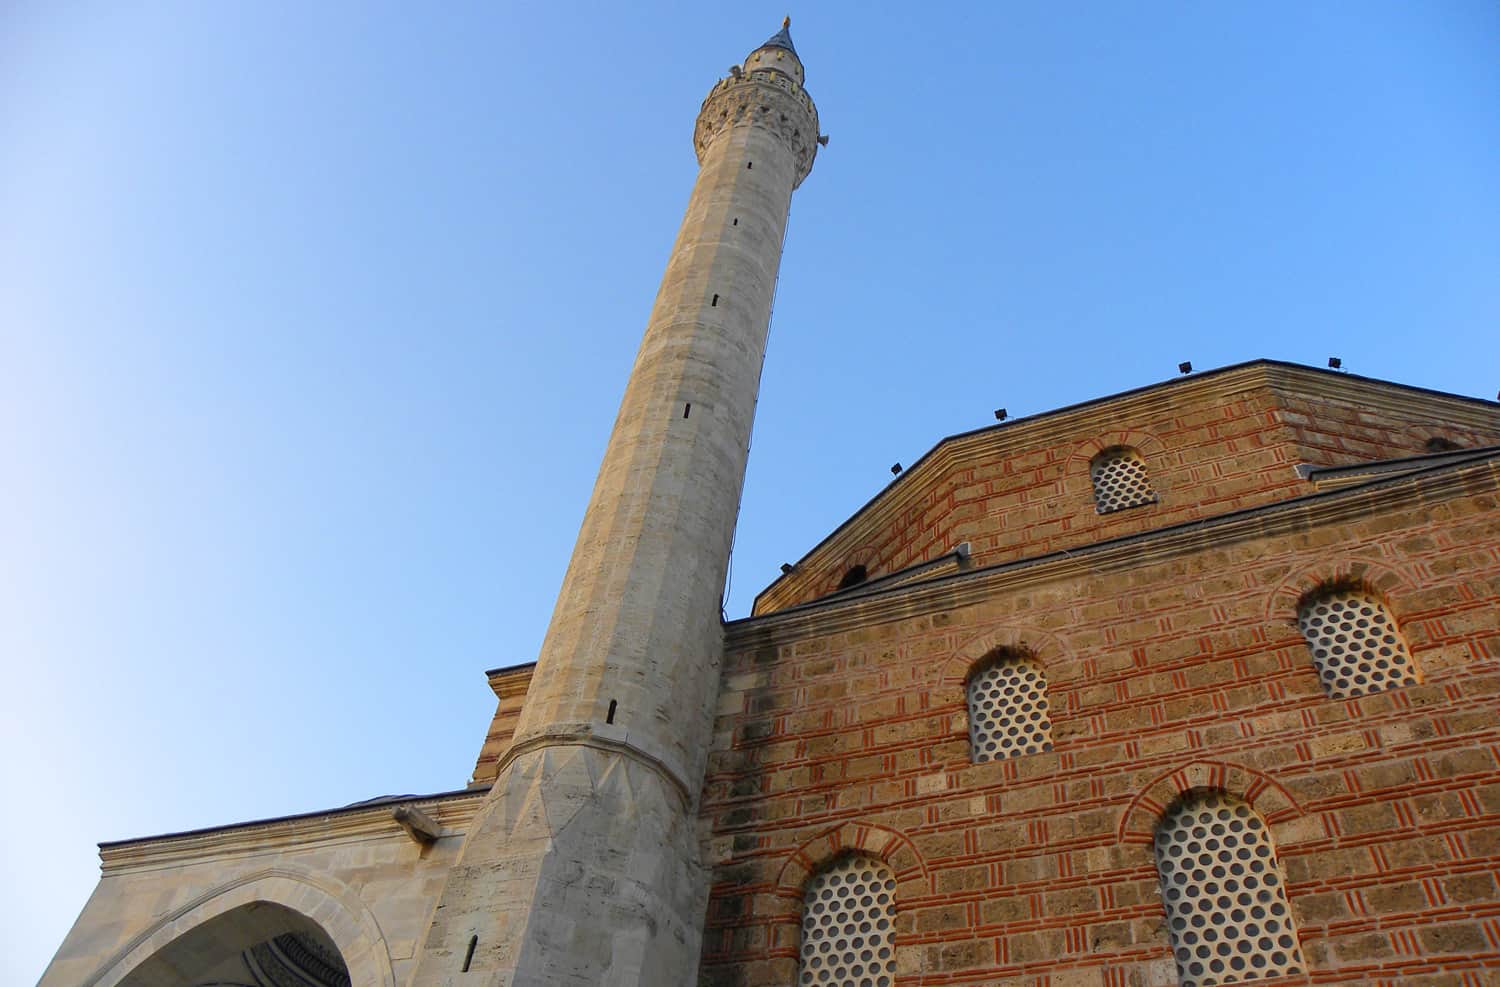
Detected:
[607,699,617,724]
[747,161,753,169]
[711,294,719,307]
[732,217,738,226]
[683,403,692,419]
[462,936,478,972]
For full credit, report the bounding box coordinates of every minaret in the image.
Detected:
[411,21,821,986]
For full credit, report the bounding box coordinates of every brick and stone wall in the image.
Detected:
[1276,384,1500,469]
[752,364,1500,616]
[699,455,1500,985]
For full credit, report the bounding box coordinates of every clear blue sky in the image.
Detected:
[3,3,1497,981]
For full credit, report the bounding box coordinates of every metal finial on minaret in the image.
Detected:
[410,25,822,987]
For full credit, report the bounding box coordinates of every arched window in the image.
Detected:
[1155,792,1305,986]
[1091,446,1157,514]
[798,855,897,987]
[1297,588,1417,699]
[966,648,1052,764]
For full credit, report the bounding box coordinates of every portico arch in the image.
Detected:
[88,869,394,987]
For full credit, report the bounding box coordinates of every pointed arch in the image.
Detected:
[1263,556,1418,623]
[939,624,1069,689]
[86,867,395,987]
[1116,759,1304,845]
[773,820,928,899]
[1068,428,1169,470]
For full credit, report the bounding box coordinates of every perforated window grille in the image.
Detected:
[1298,590,1417,699]
[1156,793,1305,987]
[967,655,1052,764]
[798,856,897,987]
[1091,447,1157,514]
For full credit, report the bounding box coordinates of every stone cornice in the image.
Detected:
[98,788,489,875]
[728,452,1500,649]
[695,70,819,187]
[751,361,1500,614]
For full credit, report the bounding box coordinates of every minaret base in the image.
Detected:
[409,743,706,986]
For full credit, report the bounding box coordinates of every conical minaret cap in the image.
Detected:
[743,16,804,84]
[760,16,797,54]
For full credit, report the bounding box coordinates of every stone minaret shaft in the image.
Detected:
[411,24,819,987]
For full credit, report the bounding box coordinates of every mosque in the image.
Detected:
[42,21,1500,987]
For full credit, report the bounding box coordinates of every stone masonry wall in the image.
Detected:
[41,791,485,987]
[698,459,1500,985]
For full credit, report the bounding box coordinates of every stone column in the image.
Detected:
[409,23,820,987]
